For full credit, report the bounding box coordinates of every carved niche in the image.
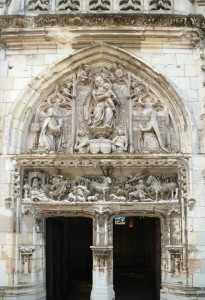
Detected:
[88,0,111,11]
[149,0,172,10]
[119,0,142,11]
[57,0,80,11]
[27,63,180,155]
[28,0,50,11]
[19,246,35,283]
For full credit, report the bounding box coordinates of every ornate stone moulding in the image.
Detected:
[4,43,195,156]
[25,60,181,156]
[0,14,204,33]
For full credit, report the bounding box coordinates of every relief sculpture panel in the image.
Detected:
[27,62,180,155]
[22,170,179,204]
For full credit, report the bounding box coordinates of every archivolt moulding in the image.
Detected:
[4,43,195,155]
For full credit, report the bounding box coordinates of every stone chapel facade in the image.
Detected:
[0,1,205,300]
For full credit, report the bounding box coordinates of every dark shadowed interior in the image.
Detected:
[46,216,161,300]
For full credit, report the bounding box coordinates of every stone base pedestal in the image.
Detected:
[90,279,115,300]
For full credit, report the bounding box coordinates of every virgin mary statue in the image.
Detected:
[84,76,118,130]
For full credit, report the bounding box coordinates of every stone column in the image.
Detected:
[90,246,114,300]
[90,208,115,300]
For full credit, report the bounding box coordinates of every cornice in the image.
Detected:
[1,14,204,49]
[0,13,204,33]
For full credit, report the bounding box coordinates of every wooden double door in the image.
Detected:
[46,216,161,300]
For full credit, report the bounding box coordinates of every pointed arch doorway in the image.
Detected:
[46,217,93,300]
[113,216,161,300]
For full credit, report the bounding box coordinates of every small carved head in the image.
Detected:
[94,76,104,88]
[77,130,85,137]
[103,83,111,91]
[139,93,157,108]
[118,129,125,136]
[115,69,123,78]
[46,106,56,117]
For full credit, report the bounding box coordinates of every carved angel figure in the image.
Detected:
[75,130,90,153]
[110,63,128,85]
[77,65,90,84]
[112,130,128,153]
[38,106,63,152]
[58,81,74,103]
[49,175,68,201]
[138,95,170,153]
[84,76,118,129]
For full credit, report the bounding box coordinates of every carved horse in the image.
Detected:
[146,175,178,201]
[89,177,111,201]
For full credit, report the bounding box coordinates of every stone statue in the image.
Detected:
[146,175,178,201]
[38,106,63,152]
[129,180,148,201]
[32,177,41,190]
[112,130,128,153]
[68,183,90,202]
[77,65,90,84]
[75,130,90,153]
[103,83,119,112]
[138,95,170,153]
[49,175,68,201]
[84,76,118,129]
[58,81,74,103]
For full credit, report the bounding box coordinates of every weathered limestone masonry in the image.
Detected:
[0,0,205,300]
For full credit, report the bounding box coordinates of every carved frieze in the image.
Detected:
[22,170,179,203]
[0,15,205,33]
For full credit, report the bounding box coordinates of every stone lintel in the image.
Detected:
[0,22,203,49]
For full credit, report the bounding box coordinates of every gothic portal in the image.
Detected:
[7,44,191,300]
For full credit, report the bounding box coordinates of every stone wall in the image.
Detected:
[0,1,205,299]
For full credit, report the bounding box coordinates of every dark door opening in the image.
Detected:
[46,217,92,300]
[113,216,161,300]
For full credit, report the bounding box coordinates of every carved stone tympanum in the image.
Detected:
[27,62,179,155]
